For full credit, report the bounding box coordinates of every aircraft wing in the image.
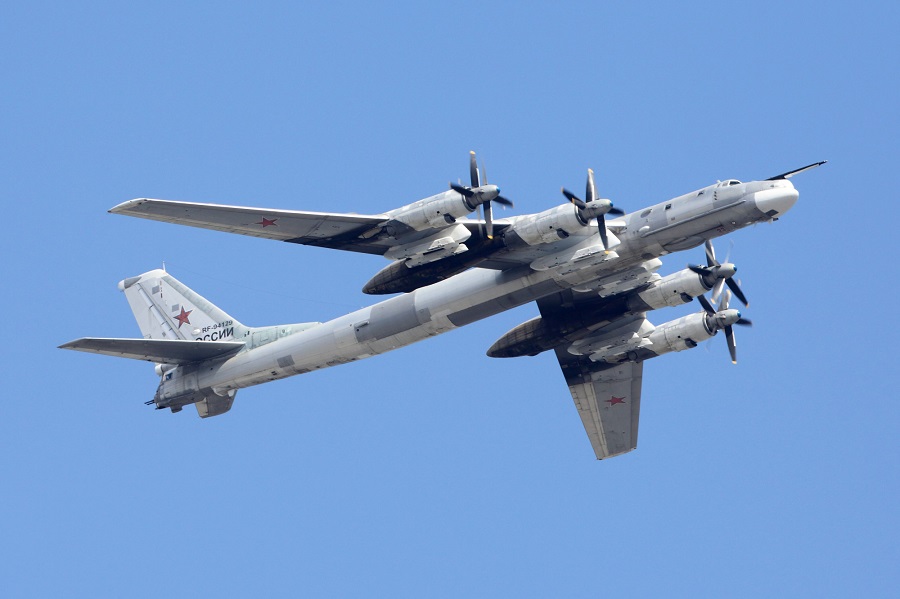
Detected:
[537,290,645,459]
[110,198,508,257]
[552,347,643,459]
[110,198,394,255]
[59,337,245,364]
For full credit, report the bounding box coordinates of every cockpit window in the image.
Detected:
[729,180,741,186]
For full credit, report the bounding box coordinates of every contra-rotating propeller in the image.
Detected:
[688,240,749,307]
[449,151,513,240]
[561,169,625,250]
[696,290,752,364]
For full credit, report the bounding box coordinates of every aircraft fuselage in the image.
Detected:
[154,178,798,407]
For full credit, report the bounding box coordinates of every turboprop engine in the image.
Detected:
[387,151,512,237]
[387,190,488,233]
[504,169,624,248]
[487,243,745,358]
[577,293,751,364]
[487,267,718,359]
[632,267,714,310]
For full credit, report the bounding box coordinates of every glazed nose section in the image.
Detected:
[754,181,799,219]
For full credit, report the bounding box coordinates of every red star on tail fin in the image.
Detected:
[174,307,192,328]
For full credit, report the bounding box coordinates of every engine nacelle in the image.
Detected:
[645,312,715,355]
[506,204,587,246]
[569,318,652,357]
[581,313,715,363]
[634,268,712,311]
[387,190,476,232]
[383,224,471,265]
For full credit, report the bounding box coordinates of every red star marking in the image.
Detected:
[606,396,626,406]
[256,217,278,227]
[174,307,193,329]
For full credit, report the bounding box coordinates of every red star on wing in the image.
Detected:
[606,396,626,406]
[256,217,278,227]
[174,307,193,328]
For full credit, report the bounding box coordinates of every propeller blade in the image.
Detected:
[688,264,712,276]
[476,204,485,239]
[562,187,587,209]
[469,151,480,187]
[718,289,731,312]
[495,195,514,207]
[705,240,718,268]
[598,219,609,250]
[736,317,753,326]
[483,201,494,239]
[607,206,625,216]
[586,168,596,204]
[725,277,749,307]
[711,278,726,305]
[697,294,716,315]
[724,325,737,364]
[450,182,474,197]
[723,239,734,265]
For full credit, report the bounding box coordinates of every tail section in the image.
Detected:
[120,269,246,343]
[61,268,323,419]
[63,268,249,418]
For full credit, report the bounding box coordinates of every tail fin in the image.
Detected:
[120,269,246,343]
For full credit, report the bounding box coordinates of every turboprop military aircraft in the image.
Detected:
[60,153,824,459]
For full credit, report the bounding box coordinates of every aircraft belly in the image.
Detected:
[200,259,625,393]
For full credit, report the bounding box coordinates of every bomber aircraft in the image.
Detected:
[60,154,824,459]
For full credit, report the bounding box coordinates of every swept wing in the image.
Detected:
[537,290,647,459]
[110,198,394,255]
[553,348,643,459]
[110,198,509,257]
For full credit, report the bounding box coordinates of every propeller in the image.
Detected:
[561,169,625,250]
[696,290,752,364]
[449,151,513,239]
[688,240,749,307]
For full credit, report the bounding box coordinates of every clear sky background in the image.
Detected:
[2,2,897,597]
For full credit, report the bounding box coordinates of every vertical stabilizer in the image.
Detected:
[119,270,246,343]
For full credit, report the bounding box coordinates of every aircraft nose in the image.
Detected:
[754,183,799,218]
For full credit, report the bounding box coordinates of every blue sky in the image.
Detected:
[2,2,897,597]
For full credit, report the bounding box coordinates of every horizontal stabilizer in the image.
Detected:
[59,337,244,364]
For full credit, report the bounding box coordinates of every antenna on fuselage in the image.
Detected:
[766,160,827,180]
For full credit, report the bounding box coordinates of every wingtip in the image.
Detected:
[109,198,146,214]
